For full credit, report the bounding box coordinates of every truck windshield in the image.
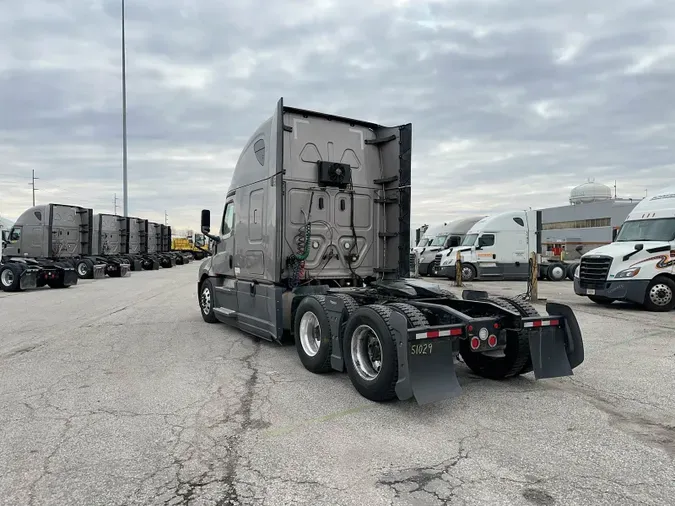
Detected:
[417,238,431,247]
[430,235,448,246]
[615,218,675,242]
[461,233,478,246]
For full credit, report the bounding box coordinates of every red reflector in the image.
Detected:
[488,335,497,347]
[427,330,440,338]
[550,319,559,326]
[470,337,480,350]
[493,323,499,329]
[532,320,542,327]
[450,328,463,336]
[467,325,473,332]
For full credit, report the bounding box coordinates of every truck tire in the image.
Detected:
[643,276,675,312]
[388,302,430,328]
[546,263,566,282]
[493,295,540,375]
[0,264,22,292]
[459,295,536,380]
[199,278,219,323]
[458,263,477,282]
[436,287,458,300]
[343,304,400,402]
[566,263,578,280]
[293,295,334,373]
[75,259,94,279]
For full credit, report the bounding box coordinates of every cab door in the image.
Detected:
[475,233,500,277]
[212,199,237,313]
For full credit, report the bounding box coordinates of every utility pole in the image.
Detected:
[164,210,168,225]
[29,169,39,206]
[114,193,118,215]
[121,0,129,217]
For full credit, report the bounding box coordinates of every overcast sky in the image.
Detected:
[1,0,674,234]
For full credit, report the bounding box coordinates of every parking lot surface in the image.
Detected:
[1,266,673,506]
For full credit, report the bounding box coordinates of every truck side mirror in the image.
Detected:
[612,228,618,241]
[201,209,211,234]
[634,243,643,251]
[575,245,583,253]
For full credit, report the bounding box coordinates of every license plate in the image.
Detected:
[410,342,434,355]
[586,288,595,295]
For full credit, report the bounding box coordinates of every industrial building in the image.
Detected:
[539,180,641,258]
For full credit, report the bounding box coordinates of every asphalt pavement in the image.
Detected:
[1,265,673,506]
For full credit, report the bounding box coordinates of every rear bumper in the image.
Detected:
[574,277,649,304]
[395,302,584,405]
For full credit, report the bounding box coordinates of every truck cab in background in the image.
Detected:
[574,188,675,312]
[435,211,537,281]
[416,216,485,276]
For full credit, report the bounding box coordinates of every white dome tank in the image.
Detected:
[569,179,612,204]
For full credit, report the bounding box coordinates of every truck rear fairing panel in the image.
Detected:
[280,110,411,282]
[93,214,124,256]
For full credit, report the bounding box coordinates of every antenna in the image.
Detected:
[29,169,39,206]
[613,180,617,199]
[164,210,168,225]
[114,193,118,215]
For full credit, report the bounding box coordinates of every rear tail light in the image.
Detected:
[470,337,480,350]
[487,335,497,347]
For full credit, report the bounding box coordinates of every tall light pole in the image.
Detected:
[121,0,129,217]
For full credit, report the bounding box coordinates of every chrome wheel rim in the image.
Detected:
[351,324,383,381]
[462,266,473,280]
[649,283,673,307]
[1,269,14,287]
[551,265,565,279]
[299,311,321,357]
[201,286,212,314]
[77,262,88,277]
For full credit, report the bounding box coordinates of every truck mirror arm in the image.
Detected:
[202,232,221,244]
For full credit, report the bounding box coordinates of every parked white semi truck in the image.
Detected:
[433,210,578,282]
[415,217,485,276]
[574,187,675,312]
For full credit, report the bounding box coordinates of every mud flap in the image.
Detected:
[527,327,573,379]
[93,264,107,279]
[62,267,79,287]
[389,311,462,405]
[120,263,131,277]
[20,268,39,290]
[546,302,584,370]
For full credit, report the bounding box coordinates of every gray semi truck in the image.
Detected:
[1,204,96,291]
[195,98,585,405]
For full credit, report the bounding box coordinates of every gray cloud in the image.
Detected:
[1,0,674,234]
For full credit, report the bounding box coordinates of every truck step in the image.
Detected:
[214,307,237,318]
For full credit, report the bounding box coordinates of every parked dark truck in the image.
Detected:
[0,204,91,291]
[196,99,585,405]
